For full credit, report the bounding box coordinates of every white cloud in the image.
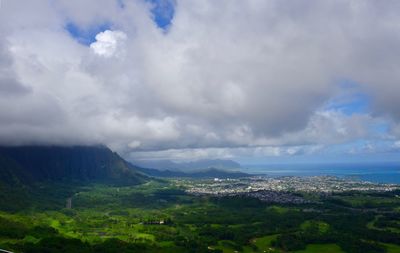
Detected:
[0,0,400,161]
[90,30,127,57]
[128,140,141,149]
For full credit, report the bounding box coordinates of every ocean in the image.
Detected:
[242,163,400,184]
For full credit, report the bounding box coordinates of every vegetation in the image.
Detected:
[0,146,399,252]
[0,179,399,253]
[0,146,147,186]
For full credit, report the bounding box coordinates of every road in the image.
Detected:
[0,249,14,253]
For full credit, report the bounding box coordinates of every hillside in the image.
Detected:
[0,146,146,185]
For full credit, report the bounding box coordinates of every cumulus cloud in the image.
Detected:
[0,0,400,161]
[90,30,127,57]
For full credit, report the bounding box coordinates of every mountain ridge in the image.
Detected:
[0,145,146,186]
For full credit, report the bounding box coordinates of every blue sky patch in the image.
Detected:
[65,22,111,45]
[325,92,370,116]
[147,0,175,30]
[370,121,389,135]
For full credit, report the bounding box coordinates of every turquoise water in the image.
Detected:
[242,163,400,184]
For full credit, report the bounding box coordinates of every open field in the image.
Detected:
[294,244,344,253]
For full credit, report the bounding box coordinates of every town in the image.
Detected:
[179,176,399,204]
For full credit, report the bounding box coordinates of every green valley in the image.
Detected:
[0,178,400,253]
[0,146,399,253]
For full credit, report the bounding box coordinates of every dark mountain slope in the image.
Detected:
[0,153,34,186]
[0,146,146,185]
[0,145,148,212]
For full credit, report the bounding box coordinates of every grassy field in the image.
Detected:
[338,195,400,208]
[294,244,344,253]
[384,243,400,253]
[214,240,240,253]
[252,234,279,251]
[300,220,329,233]
[214,238,345,253]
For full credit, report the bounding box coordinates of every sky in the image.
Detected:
[1,0,400,164]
